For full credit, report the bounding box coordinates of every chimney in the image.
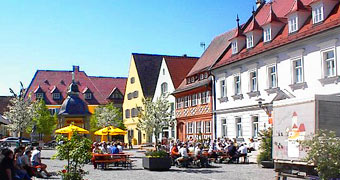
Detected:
[183,54,187,57]
[73,65,80,72]
[256,0,265,8]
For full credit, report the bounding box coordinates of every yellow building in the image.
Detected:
[123,54,164,145]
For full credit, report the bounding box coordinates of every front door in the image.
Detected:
[177,122,185,142]
[138,130,142,145]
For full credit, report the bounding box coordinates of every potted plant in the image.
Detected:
[301,130,340,180]
[137,95,174,171]
[143,150,171,170]
[53,132,92,180]
[257,127,274,168]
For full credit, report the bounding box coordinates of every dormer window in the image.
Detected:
[191,77,195,82]
[84,93,92,100]
[36,93,44,99]
[264,27,271,42]
[288,15,298,33]
[200,74,204,80]
[231,41,238,54]
[204,72,208,79]
[52,93,60,100]
[312,3,324,24]
[246,35,253,49]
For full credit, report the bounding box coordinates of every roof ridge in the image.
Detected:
[132,53,198,59]
[88,76,127,79]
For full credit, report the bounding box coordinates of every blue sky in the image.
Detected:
[0,0,256,95]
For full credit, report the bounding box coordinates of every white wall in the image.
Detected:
[213,27,340,141]
[152,58,176,141]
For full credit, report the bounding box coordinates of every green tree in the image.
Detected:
[90,103,124,131]
[53,133,92,180]
[30,99,57,140]
[301,130,340,180]
[257,127,272,164]
[137,95,174,150]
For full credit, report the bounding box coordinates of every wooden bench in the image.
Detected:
[93,153,132,169]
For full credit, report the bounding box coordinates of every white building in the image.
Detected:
[211,0,340,143]
[152,56,198,141]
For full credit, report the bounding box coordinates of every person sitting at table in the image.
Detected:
[227,141,238,163]
[92,143,102,169]
[188,144,195,153]
[194,143,209,168]
[31,147,51,177]
[117,142,123,153]
[237,144,248,163]
[100,142,109,154]
[176,144,189,167]
[110,143,119,154]
[170,143,179,165]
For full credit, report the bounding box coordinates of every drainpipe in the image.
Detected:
[211,74,217,140]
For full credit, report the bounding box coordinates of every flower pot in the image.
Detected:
[142,157,171,171]
[260,160,274,168]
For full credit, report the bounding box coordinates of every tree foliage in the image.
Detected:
[53,133,92,180]
[30,99,57,137]
[257,127,272,163]
[4,95,34,137]
[137,95,174,150]
[90,103,124,131]
[301,130,340,180]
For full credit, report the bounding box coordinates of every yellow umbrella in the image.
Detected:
[55,124,89,140]
[94,126,127,141]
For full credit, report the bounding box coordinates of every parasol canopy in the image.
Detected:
[55,124,89,139]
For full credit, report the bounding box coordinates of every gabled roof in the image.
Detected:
[164,56,199,89]
[263,3,285,26]
[34,86,44,93]
[286,0,310,16]
[108,87,123,99]
[213,0,340,69]
[24,67,127,105]
[187,29,236,77]
[244,12,262,33]
[50,86,60,93]
[82,87,92,94]
[231,16,245,39]
[132,53,163,99]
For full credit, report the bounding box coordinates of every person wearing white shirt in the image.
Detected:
[176,144,189,167]
[237,144,248,163]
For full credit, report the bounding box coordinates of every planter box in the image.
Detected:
[260,161,274,168]
[142,157,171,171]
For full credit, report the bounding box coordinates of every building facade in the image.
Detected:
[211,0,340,143]
[24,66,127,133]
[152,56,198,141]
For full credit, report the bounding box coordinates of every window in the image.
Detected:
[236,117,242,137]
[201,92,207,104]
[323,50,336,77]
[232,41,238,54]
[52,93,60,100]
[313,4,324,24]
[252,116,259,138]
[249,71,257,92]
[292,59,303,83]
[127,93,132,100]
[113,93,122,99]
[196,121,202,134]
[191,94,197,106]
[84,93,92,100]
[170,103,174,115]
[48,108,60,115]
[36,93,44,99]
[130,77,135,84]
[161,83,168,95]
[246,35,253,49]
[268,65,277,88]
[184,96,189,108]
[288,16,298,33]
[197,93,201,105]
[220,79,227,98]
[125,109,130,118]
[133,91,139,98]
[206,91,210,103]
[222,118,227,137]
[188,122,193,134]
[234,75,241,95]
[176,98,182,109]
[264,27,271,42]
[162,68,165,75]
[204,72,208,79]
[131,108,137,117]
[205,121,211,133]
[200,74,204,80]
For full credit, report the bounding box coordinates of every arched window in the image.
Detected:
[161,83,168,95]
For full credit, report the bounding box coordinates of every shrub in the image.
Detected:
[301,130,340,180]
[145,150,168,158]
[257,127,272,164]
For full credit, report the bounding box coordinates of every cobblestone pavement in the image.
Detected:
[36,149,299,180]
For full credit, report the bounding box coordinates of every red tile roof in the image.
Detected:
[244,13,262,33]
[286,0,310,16]
[164,56,199,89]
[175,30,235,93]
[213,0,339,69]
[24,67,127,105]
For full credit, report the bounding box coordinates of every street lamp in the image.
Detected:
[256,98,271,116]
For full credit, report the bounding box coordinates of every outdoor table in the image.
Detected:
[92,153,133,169]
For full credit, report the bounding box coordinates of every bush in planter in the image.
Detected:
[301,130,340,180]
[145,150,168,158]
[53,132,92,180]
[256,127,273,164]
